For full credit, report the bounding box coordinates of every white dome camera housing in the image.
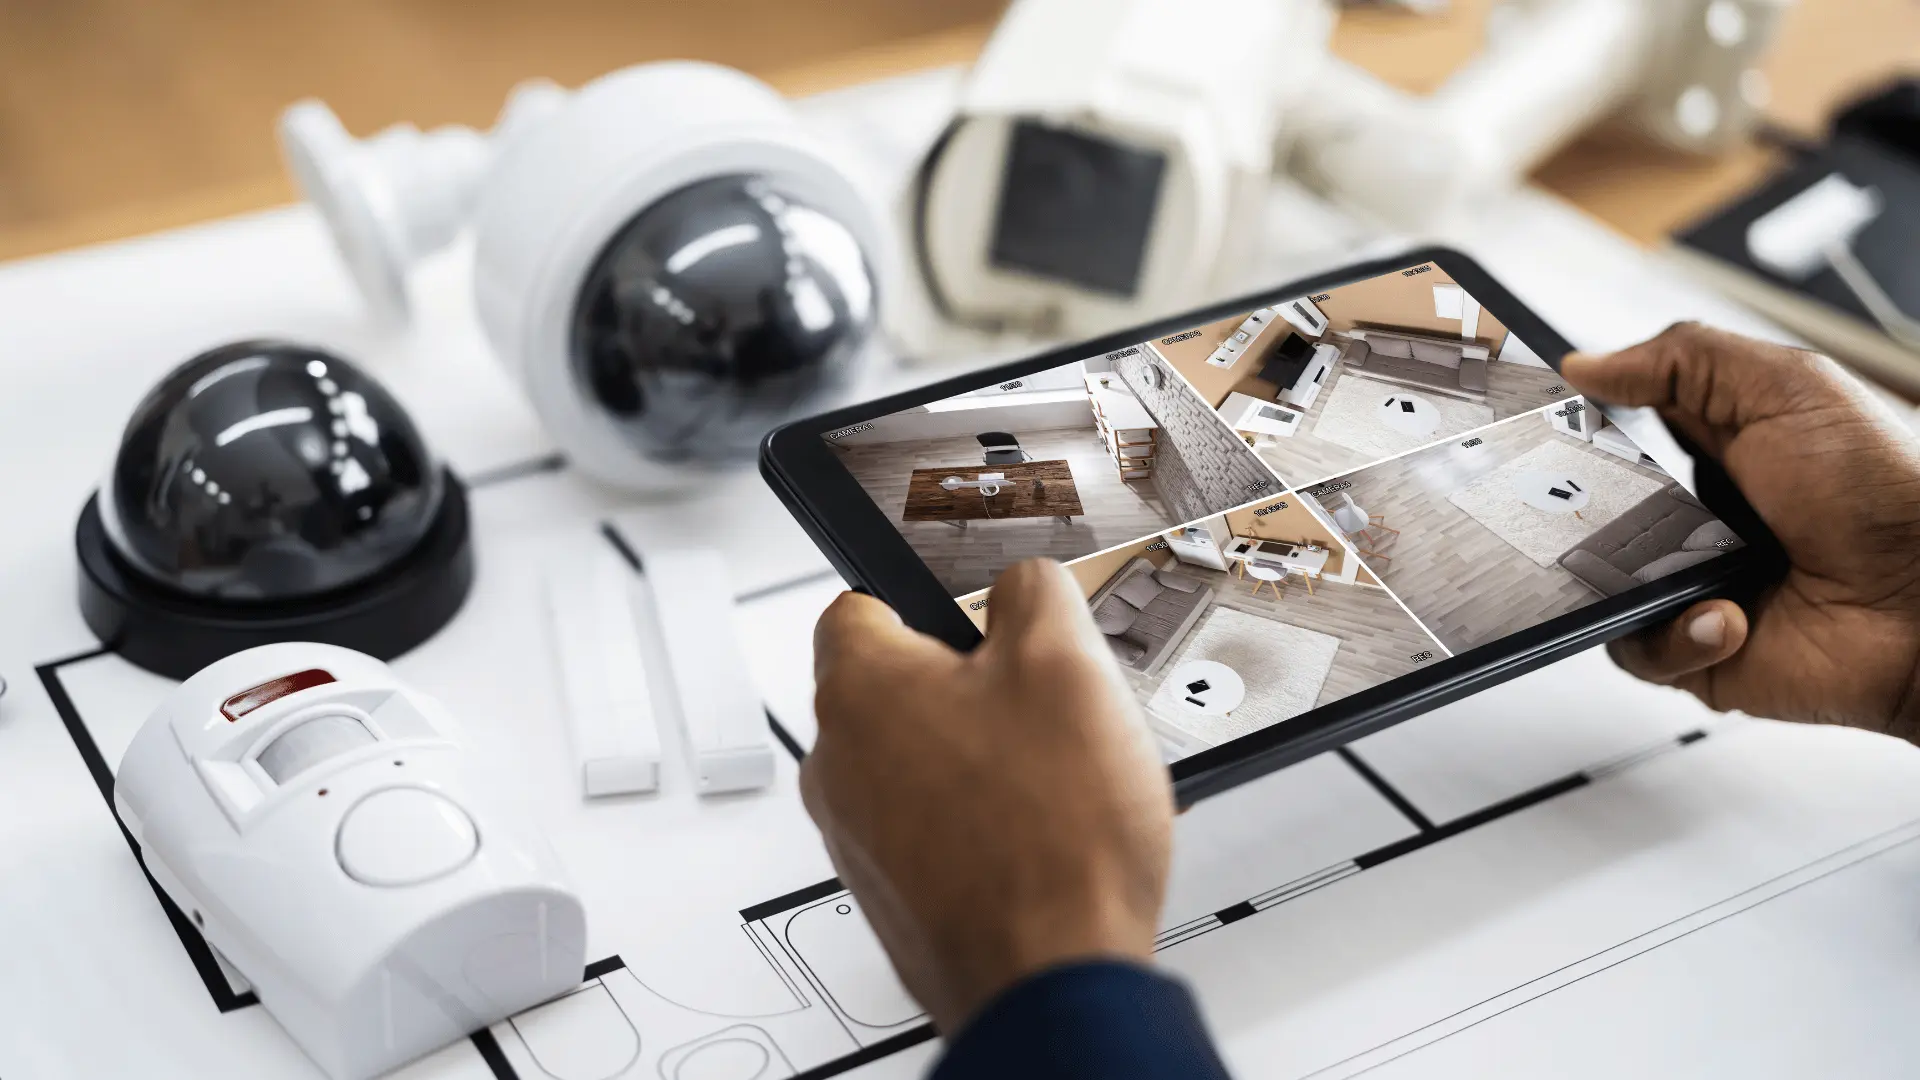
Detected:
[114,643,585,1079]
[282,62,885,492]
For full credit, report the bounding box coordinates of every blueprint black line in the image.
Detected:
[35,647,259,1013]
[465,453,569,490]
[724,731,1713,1078]
[1337,746,1435,832]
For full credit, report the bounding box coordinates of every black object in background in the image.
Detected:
[1833,77,1920,167]
[1670,135,1920,397]
[1258,332,1316,387]
[76,341,473,679]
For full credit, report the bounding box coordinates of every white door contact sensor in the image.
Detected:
[546,548,664,797]
[640,547,778,795]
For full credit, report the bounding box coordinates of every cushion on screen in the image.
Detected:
[1092,594,1141,636]
[1682,519,1738,551]
[1409,340,1460,367]
[1457,358,1489,391]
[1154,570,1203,593]
[1630,548,1722,584]
[1106,636,1147,665]
[1112,572,1165,609]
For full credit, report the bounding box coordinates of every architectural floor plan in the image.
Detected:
[28,465,1920,1079]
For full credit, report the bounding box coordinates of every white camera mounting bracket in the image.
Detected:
[279,80,567,325]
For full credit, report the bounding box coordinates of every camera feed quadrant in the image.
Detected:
[959,492,1448,762]
[825,345,1283,595]
[1303,402,1746,656]
[1148,261,1573,490]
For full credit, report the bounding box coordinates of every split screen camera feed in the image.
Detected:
[826,261,1747,761]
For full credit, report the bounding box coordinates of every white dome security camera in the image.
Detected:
[115,644,586,1080]
[281,62,886,492]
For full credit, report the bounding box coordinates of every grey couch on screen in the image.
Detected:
[1341,327,1490,396]
[1087,557,1214,674]
[1558,484,1743,597]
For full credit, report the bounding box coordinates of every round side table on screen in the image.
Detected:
[1166,660,1245,717]
[1512,470,1591,519]
[1376,392,1442,438]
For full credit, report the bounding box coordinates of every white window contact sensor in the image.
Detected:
[641,546,778,795]
[546,549,663,797]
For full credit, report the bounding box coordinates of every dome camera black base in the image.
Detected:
[75,470,474,681]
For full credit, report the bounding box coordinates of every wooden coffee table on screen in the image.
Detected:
[903,460,1085,529]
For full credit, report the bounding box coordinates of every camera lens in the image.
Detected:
[569,173,876,464]
[100,341,444,602]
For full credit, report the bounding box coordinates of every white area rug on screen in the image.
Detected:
[1308,375,1495,461]
[1447,440,1667,567]
[1149,607,1339,747]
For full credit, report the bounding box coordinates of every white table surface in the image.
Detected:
[1513,470,1592,514]
[1166,660,1245,717]
[1223,391,1305,439]
[3,63,1920,1080]
[1226,537,1333,577]
[1377,391,1442,437]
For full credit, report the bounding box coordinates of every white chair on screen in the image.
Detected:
[1331,491,1398,562]
[1245,562,1288,601]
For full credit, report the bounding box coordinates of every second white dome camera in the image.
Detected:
[282,62,886,492]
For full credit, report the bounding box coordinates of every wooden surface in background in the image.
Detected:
[1332,0,1920,244]
[904,461,1084,522]
[0,0,1008,259]
[0,0,1914,260]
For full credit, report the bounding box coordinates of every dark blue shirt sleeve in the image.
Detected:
[931,961,1232,1080]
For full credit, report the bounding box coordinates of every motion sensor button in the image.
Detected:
[336,788,478,887]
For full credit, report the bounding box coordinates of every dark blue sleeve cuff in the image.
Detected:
[931,960,1231,1080]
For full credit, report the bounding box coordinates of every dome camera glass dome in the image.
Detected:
[101,341,444,602]
[570,173,876,464]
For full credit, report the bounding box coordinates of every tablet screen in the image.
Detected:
[820,259,1747,761]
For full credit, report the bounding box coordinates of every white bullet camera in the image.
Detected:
[906,0,1336,342]
[115,644,586,1079]
[282,62,885,491]
[900,0,1795,345]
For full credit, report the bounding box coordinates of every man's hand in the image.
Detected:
[1562,324,1920,740]
[803,559,1173,1035]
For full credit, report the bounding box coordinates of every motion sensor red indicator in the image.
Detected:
[220,669,336,722]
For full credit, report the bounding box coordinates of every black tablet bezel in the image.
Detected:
[762,246,1787,805]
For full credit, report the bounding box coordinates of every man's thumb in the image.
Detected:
[983,559,1101,648]
[1558,348,1654,408]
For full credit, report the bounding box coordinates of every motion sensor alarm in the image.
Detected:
[281,61,886,492]
[115,644,586,1080]
[76,342,473,680]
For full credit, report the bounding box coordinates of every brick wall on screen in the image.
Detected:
[1113,348,1280,521]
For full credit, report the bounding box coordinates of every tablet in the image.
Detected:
[762,248,1785,803]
